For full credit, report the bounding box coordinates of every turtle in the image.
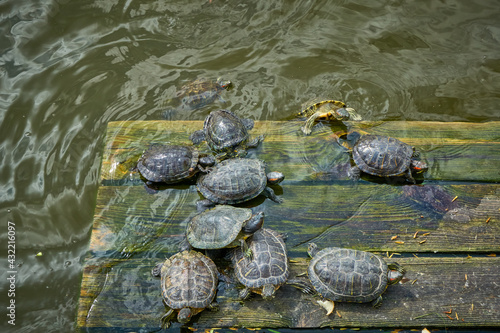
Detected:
[190,109,264,160]
[196,158,284,208]
[151,250,219,328]
[175,78,232,111]
[349,134,428,184]
[298,99,361,135]
[306,243,405,308]
[136,144,215,185]
[232,228,289,300]
[186,205,264,255]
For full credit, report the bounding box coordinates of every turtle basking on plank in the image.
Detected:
[298,99,361,135]
[151,250,219,328]
[196,158,284,209]
[136,144,215,185]
[349,134,428,184]
[305,243,405,308]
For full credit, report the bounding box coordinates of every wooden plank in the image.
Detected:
[77,256,500,329]
[87,184,500,256]
[77,120,500,330]
[101,120,500,183]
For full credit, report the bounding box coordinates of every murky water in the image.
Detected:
[1,0,500,331]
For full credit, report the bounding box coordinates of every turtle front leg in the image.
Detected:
[246,134,264,149]
[263,186,283,203]
[240,238,253,261]
[371,295,383,308]
[301,112,321,135]
[239,287,252,300]
[348,166,361,181]
[405,168,416,184]
[160,308,175,329]
[208,301,219,312]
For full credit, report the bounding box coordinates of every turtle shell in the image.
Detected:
[176,78,230,110]
[352,135,413,177]
[187,205,254,249]
[204,109,250,152]
[308,247,388,303]
[137,144,199,183]
[159,250,218,310]
[232,228,289,292]
[197,158,267,204]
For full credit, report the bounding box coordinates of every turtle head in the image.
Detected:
[261,284,277,300]
[216,77,232,90]
[307,243,319,258]
[387,262,406,285]
[410,159,428,174]
[242,211,265,233]
[177,307,193,324]
[266,171,284,185]
[317,107,351,121]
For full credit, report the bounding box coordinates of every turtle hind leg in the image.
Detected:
[371,295,383,308]
[239,287,252,300]
[286,278,317,296]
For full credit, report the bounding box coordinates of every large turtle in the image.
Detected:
[349,134,427,184]
[151,250,219,328]
[196,158,284,208]
[186,205,264,253]
[136,144,215,184]
[307,243,405,308]
[232,228,289,300]
[190,109,263,160]
[298,99,361,135]
[175,78,232,111]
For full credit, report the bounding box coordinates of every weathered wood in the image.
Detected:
[87,184,500,256]
[77,120,500,330]
[77,256,500,329]
[101,120,500,183]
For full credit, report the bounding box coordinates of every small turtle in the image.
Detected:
[186,205,264,254]
[176,78,232,111]
[232,228,289,300]
[136,144,215,184]
[196,158,284,208]
[190,109,263,160]
[152,250,219,328]
[350,134,428,184]
[298,99,361,135]
[307,243,405,308]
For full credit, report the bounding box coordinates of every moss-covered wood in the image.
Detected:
[77,120,500,330]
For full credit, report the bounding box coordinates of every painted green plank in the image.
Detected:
[77,256,500,329]
[100,120,500,183]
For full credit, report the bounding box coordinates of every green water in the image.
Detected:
[1,0,500,331]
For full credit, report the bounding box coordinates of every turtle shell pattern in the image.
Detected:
[137,145,199,183]
[197,158,267,204]
[352,135,414,177]
[204,110,249,152]
[233,228,289,290]
[177,79,226,110]
[187,205,253,249]
[159,250,218,310]
[308,247,388,303]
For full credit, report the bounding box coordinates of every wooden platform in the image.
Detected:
[76,120,500,331]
